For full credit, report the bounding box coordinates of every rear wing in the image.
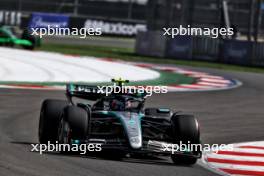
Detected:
[66,83,148,100]
[66,84,106,101]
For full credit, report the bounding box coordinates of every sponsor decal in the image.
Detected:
[29,12,69,29]
[84,19,146,36]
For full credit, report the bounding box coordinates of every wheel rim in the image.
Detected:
[58,118,71,144]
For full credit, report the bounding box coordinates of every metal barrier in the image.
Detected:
[221,39,252,65]
[135,30,264,67]
[166,36,193,60]
[192,36,220,61]
[135,31,166,57]
[252,42,264,66]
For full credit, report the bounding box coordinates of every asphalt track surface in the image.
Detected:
[0,67,263,176]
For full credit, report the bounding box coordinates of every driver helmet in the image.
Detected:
[110,99,124,111]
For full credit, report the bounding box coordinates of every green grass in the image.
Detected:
[39,43,264,73]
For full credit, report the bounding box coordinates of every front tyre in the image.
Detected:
[59,106,90,143]
[58,106,90,154]
[170,114,201,165]
[39,99,68,144]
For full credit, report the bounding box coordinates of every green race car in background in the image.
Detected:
[0,25,41,50]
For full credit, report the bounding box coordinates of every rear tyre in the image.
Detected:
[170,114,200,165]
[39,99,68,143]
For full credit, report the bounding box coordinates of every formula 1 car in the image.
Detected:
[38,79,201,165]
[0,25,40,50]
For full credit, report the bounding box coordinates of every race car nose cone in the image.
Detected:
[115,112,143,149]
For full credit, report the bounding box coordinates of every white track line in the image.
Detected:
[200,78,232,84]
[0,47,159,83]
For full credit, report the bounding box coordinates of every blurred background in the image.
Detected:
[0,0,264,67]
